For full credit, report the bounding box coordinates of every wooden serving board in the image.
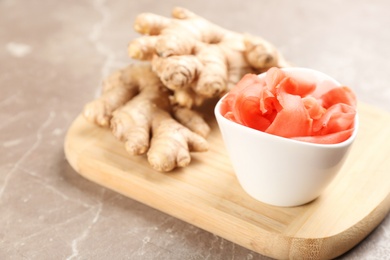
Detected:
[64,102,390,260]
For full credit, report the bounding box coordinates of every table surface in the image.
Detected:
[1,0,389,259]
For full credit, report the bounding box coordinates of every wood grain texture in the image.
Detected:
[64,102,390,259]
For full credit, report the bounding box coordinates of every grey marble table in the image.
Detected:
[0,0,389,259]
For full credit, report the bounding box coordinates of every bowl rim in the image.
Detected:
[214,67,359,149]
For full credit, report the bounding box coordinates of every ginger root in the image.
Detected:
[83,8,289,172]
[83,63,159,127]
[128,7,289,108]
[83,63,209,172]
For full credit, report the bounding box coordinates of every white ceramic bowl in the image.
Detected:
[214,68,358,207]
